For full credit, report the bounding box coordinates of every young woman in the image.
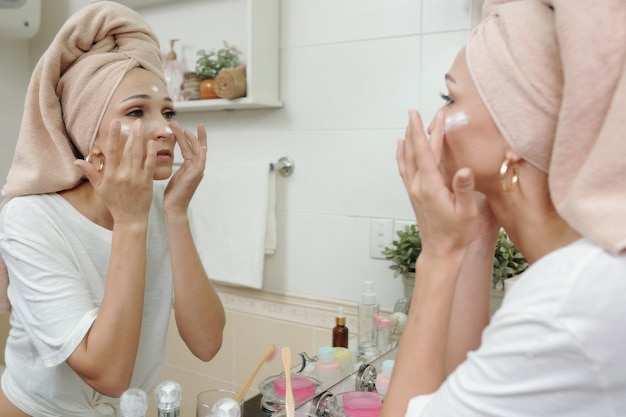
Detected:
[382,1,626,416]
[0,2,225,416]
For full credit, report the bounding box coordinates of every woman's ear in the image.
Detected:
[504,148,522,163]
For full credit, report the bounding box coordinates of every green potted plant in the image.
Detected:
[492,229,529,290]
[382,224,421,300]
[383,225,528,308]
[195,41,241,99]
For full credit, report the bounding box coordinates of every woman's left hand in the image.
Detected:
[163,121,207,214]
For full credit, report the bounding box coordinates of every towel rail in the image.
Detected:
[270,156,295,177]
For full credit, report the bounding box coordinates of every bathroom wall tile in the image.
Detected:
[280,0,318,48]
[422,0,473,33]
[263,212,406,307]
[420,31,470,123]
[295,130,414,218]
[317,36,421,130]
[318,0,421,44]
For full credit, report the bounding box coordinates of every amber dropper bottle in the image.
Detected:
[332,307,349,348]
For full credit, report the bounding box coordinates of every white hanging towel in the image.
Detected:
[190,162,277,288]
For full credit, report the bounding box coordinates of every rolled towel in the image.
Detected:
[214,65,247,99]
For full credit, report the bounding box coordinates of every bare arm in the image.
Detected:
[381,110,488,417]
[68,120,155,397]
[165,122,225,361]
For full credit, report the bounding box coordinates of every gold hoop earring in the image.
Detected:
[85,152,104,172]
[500,157,518,192]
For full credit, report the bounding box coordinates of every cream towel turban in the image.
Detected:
[0,1,165,312]
[466,0,626,254]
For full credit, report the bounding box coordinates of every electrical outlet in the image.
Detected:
[369,218,393,259]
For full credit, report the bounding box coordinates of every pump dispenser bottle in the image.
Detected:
[164,39,185,102]
[155,380,182,417]
[332,306,349,348]
[357,281,379,359]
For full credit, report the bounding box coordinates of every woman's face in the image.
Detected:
[434,48,507,195]
[95,67,177,181]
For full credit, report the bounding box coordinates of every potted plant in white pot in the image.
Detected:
[382,224,421,300]
[195,41,241,99]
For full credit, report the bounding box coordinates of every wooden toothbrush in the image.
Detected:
[234,343,278,402]
[281,346,295,417]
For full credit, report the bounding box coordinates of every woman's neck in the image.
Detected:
[59,181,114,230]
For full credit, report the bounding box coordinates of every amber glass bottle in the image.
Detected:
[332,307,349,348]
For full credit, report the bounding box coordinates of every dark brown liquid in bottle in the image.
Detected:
[332,316,349,348]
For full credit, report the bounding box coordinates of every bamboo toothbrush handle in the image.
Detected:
[234,343,277,402]
[281,347,295,417]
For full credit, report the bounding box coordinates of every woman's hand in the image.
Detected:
[75,119,155,225]
[397,109,481,258]
[163,122,207,216]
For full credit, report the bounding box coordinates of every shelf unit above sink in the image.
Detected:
[183,0,281,113]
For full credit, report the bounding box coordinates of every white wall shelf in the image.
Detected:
[173,0,282,113]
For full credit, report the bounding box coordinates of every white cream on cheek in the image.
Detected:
[444,111,469,133]
[120,121,172,136]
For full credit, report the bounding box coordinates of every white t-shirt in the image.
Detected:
[406,238,626,417]
[0,185,173,417]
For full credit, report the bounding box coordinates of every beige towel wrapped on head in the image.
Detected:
[0,1,165,313]
[467,0,626,254]
[214,65,247,99]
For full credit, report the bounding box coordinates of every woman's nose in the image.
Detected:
[146,117,173,140]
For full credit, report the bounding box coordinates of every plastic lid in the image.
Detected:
[317,346,336,363]
[155,380,182,411]
[272,374,316,401]
[342,392,382,417]
[382,360,395,377]
[334,347,351,361]
[120,388,148,417]
[361,281,377,305]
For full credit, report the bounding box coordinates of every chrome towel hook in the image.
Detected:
[270,156,295,177]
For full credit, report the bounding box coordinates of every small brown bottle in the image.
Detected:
[332,307,349,348]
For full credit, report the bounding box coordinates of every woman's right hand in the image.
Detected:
[74,119,155,225]
[397,109,482,258]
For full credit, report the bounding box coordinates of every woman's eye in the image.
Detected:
[163,110,177,120]
[126,109,144,118]
[440,92,454,105]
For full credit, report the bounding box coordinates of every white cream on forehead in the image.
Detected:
[444,112,469,133]
[151,85,159,93]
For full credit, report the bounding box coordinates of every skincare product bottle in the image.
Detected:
[357,281,379,359]
[377,316,391,354]
[332,306,349,348]
[120,387,148,417]
[164,39,185,102]
[315,346,341,383]
[376,360,394,397]
[155,380,182,417]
